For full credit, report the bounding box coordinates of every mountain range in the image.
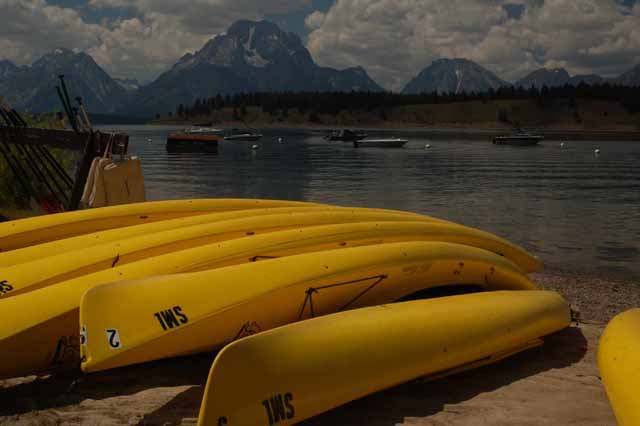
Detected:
[0,19,639,116]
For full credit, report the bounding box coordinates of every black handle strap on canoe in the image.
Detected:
[297,274,388,320]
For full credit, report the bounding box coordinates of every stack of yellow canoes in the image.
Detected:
[0,198,579,425]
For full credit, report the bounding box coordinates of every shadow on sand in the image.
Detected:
[1,351,216,417]
[2,326,587,425]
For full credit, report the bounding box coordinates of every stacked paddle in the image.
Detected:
[0,199,571,426]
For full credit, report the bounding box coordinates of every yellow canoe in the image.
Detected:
[598,308,640,426]
[0,221,538,379]
[0,209,438,299]
[197,290,570,426]
[0,206,335,267]
[0,198,323,252]
[80,241,538,373]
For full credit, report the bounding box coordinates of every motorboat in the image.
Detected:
[185,127,224,135]
[354,138,408,148]
[493,129,543,146]
[325,129,368,142]
[223,128,263,141]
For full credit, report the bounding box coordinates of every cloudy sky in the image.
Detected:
[1,0,639,90]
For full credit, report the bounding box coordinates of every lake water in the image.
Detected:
[102,125,640,281]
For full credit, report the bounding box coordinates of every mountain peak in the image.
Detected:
[403,58,508,94]
[0,59,19,80]
[615,63,640,87]
[516,67,570,88]
[0,48,127,113]
[228,19,280,37]
[33,47,95,70]
[134,19,383,115]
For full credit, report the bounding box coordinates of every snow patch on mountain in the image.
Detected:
[243,26,270,68]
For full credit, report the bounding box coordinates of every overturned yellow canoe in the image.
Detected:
[598,308,640,426]
[0,221,538,379]
[0,206,334,267]
[198,291,570,426]
[80,241,538,373]
[0,209,437,299]
[0,198,322,252]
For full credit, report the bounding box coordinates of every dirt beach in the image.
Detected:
[1,273,637,426]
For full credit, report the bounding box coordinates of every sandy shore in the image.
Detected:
[2,273,637,426]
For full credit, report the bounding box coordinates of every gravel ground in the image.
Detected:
[533,272,640,324]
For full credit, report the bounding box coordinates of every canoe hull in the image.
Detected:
[598,308,640,426]
[0,199,321,251]
[79,241,537,373]
[197,291,570,426]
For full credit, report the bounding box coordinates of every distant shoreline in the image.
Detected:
[148,120,640,141]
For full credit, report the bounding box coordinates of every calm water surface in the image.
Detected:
[102,125,640,281]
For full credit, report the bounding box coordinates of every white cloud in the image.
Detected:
[307,0,640,90]
[0,0,102,65]
[305,10,325,30]
[89,0,311,35]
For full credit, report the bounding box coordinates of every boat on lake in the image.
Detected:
[325,129,368,142]
[166,129,219,152]
[223,128,263,141]
[493,129,543,146]
[185,127,224,135]
[354,138,408,148]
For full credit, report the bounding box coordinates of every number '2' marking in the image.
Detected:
[106,329,121,349]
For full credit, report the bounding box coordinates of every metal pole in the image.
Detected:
[56,85,78,133]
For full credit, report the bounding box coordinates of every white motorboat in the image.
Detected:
[186,127,224,135]
[493,129,543,146]
[354,138,408,148]
[223,128,263,141]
